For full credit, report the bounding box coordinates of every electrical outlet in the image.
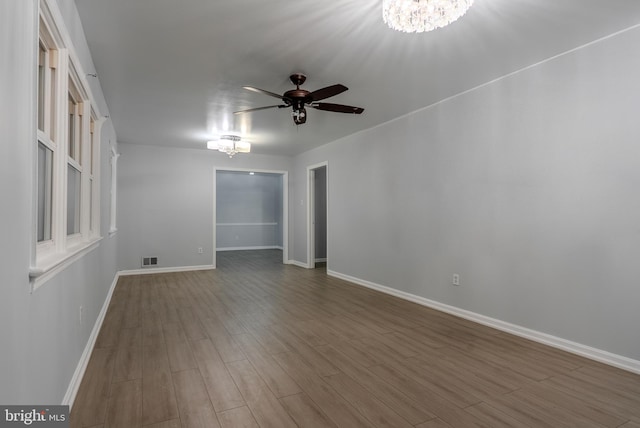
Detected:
[197,247,203,254]
[452,274,460,286]
[79,306,84,325]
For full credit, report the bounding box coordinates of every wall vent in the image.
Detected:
[142,257,158,267]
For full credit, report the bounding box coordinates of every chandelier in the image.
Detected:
[207,135,251,158]
[382,0,473,33]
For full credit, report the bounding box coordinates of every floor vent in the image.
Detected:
[142,257,158,267]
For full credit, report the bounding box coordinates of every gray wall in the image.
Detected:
[117,144,292,270]
[216,171,283,250]
[0,0,119,404]
[4,0,639,407]
[292,25,640,361]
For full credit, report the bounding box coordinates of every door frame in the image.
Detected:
[213,167,289,268]
[307,161,328,268]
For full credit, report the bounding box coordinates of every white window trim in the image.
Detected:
[31,0,104,292]
[35,10,63,257]
[109,142,119,237]
[30,239,103,287]
[89,114,103,240]
[66,66,87,243]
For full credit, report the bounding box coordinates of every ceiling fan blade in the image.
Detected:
[311,102,364,114]
[234,104,287,114]
[309,84,348,101]
[243,86,287,100]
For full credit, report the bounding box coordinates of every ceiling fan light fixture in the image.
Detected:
[235,74,364,125]
[207,135,250,157]
[292,108,307,125]
[382,0,473,33]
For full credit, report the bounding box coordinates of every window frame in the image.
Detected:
[31,0,104,291]
[88,113,101,239]
[36,16,58,251]
[66,70,85,244]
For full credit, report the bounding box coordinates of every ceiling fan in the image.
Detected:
[234,73,364,125]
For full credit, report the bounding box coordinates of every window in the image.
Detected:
[89,116,98,235]
[37,34,57,138]
[32,0,103,289]
[37,142,53,242]
[36,19,58,246]
[67,80,83,237]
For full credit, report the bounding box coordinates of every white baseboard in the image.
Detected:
[216,246,283,252]
[315,258,327,263]
[286,260,309,268]
[119,264,215,276]
[63,272,120,408]
[328,269,640,375]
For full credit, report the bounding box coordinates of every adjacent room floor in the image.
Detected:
[70,249,640,427]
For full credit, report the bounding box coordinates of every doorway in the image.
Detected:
[213,168,288,268]
[307,162,327,269]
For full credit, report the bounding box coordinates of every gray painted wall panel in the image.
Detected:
[292,26,640,361]
[0,0,119,404]
[117,144,292,270]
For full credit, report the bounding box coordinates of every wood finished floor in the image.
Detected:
[70,249,640,428]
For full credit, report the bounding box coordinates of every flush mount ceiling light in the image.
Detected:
[382,0,473,33]
[207,135,250,158]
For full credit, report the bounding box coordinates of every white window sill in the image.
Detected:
[29,236,103,292]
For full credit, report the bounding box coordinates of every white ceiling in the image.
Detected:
[74,0,640,156]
